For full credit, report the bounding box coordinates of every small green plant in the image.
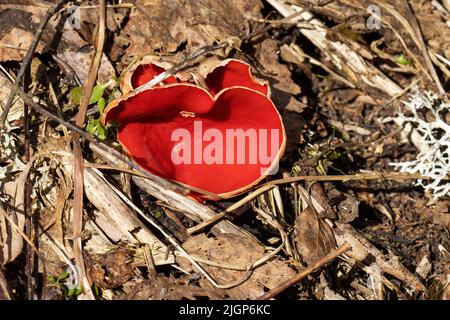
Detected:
[316,150,344,175]
[395,54,412,66]
[48,271,83,300]
[71,81,113,140]
[86,119,108,140]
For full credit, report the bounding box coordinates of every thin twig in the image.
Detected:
[187,170,437,233]
[24,98,34,299]
[256,243,352,300]
[71,0,106,300]
[0,0,69,126]
[136,43,228,92]
[187,184,275,235]
[264,171,438,185]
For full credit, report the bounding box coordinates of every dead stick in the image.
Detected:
[137,43,227,92]
[265,171,435,185]
[188,171,437,234]
[187,184,275,235]
[256,243,352,300]
[71,0,106,300]
[0,0,69,126]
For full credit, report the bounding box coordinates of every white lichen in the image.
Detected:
[391,89,450,199]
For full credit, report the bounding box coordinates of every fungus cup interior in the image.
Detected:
[103,59,286,200]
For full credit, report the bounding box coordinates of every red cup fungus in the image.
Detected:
[102,57,286,200]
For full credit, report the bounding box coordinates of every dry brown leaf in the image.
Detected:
[122,0,261,59]
[0,72,23,124]
[256,39,305,151]
[0,2,115,83]
[120,274,224,300]
[177,233,296,299]
[293,206,337,265]
[0,160,33,265]
[0,204,25,265]
[256,38,302,111]
[85,248,134,289]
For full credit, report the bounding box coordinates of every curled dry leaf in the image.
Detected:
[85,248,134,289]
[0,161,32,265]
[294,206,337,265]
[103,58,285,200]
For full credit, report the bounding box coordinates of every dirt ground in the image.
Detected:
[0,0,449,300]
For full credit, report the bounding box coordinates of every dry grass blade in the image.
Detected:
[0,267,12,300]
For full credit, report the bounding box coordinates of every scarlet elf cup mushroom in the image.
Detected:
[102,57,286,200]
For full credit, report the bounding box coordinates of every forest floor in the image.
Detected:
[0,0,449,300]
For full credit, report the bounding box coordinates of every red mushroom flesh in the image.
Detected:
[104,60,285,199]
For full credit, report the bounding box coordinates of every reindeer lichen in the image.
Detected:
[391,90,450,199]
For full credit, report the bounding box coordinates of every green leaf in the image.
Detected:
[154,209,164,219]
[57,271,70,282]
[89,84,106,105]
[315,73,330,80]
[395,54,412,66]
[70,84,107,106]
[92,284,100,297]
[68,287,81,297]
[97,97,106,114]
[70,87,83,105]
[86,119,108,140]
[96,124,108,140]
[67,287,80,297]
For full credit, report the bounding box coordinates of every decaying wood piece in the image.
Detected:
[267,0,403,96]
[334,222,425,292]
[300,178,425,293]
[57,151,173,266]
[82,167,174,266]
